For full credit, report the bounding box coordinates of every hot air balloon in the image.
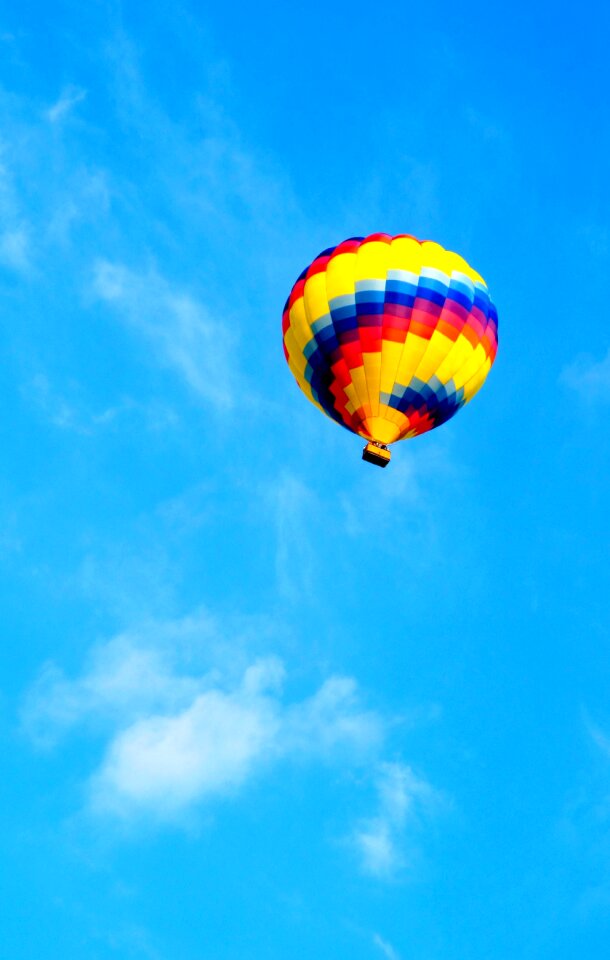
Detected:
[282,234,498,466]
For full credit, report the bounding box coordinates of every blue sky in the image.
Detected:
[1,1,610,957]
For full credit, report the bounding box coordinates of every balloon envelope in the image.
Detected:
[282,234,498,447]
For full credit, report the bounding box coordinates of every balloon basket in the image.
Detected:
[362,442,391,468]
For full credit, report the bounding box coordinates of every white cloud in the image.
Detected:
[560,349,610,404]
[587,719,610,757]
[267,471,317,602]
[23,616,445,874]
[46,85,87,123]
[46,168,111,245]
[340,439,459,556]
[356,820,397,877]
[0,23,317,439]
[155,481,217,534]
[25,373,179,437]
[285,676,383,759]
[91,659,284,817]
[93,260,235,411]
[25,374,88,432]
[0,97,111,271]
[99,30,310,271]
[23,632,201,746]
[0,225,30,272]
[23,618,385,821]
[352,762,437,879]
[373,933,401,960]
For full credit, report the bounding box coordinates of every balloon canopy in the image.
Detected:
[282,234,498,465]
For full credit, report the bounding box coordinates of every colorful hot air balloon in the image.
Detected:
[282,233,498,466]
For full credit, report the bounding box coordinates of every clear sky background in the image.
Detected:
[1,1,610,958]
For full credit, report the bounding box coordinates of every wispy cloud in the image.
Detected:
[0,143,33,272]
[587,717,610,758]
[0,94,110,274]
[267,471,317,602]
[154,481,217,535]
[546,715,610,923]
[23,616,385,822]
[0,31,309,421]
[93,260,236,411]
[351,762,439,879]
[25,372,179,436]
[373,932,401,960]
[0,224,30,272]
[26,374,82,431]
[78,545,180,622]
[560,349,610,404]
[46,85,87,124]
[341,439,459,554]
[46,168,111,246]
